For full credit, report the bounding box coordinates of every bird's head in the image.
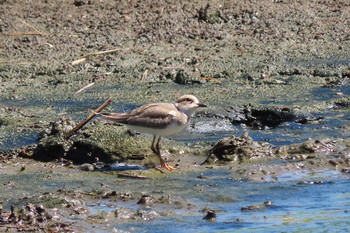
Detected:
[174,95,207,116]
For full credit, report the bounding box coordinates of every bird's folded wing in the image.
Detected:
[127,114,174,129]
[99,103,178,129]
[127,103,176,129]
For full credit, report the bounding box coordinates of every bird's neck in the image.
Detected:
[174,103,195,117]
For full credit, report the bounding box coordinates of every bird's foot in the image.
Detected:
[163,163,177,171]
[160,160,177,171]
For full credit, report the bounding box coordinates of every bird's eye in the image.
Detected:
[186,98,192,102]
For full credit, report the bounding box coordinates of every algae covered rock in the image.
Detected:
[31,117,175,166]
[33,117,113,163]
[33,117,75,162]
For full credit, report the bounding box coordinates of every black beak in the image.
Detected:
[197,103,207,107]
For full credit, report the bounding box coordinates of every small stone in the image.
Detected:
[80,163,94,171]
[137,194,153,205]
[203,210,216,220]
[329,160,338,166]
[196,173,207,179]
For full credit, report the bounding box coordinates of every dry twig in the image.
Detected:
[18,19,43,34]
[162,66,185,70]
[71,58,87,65]
[117,173,152,179]
[141,69,149,81]
[8,19,44,36]
[72,48,131,65]
[64,97,114,139]
[196,76,222,84]
[74,82,95,95]
[80,48,130,58]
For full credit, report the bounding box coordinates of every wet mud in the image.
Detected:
[1,0,350,231]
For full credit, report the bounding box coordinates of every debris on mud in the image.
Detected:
[202,105,318,129]
[203,210,216,221]
[205,130,273,163]
[276,138,344,159]
[241,200,274,212]
[33,117,76,162]
[174,70,205,85]
[0,201,73,232]
[330,97,350,109]
[137,194,153,205]
[31,117,119,164]
[233,105,305,129]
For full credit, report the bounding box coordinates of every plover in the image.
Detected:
[98,95,206,170]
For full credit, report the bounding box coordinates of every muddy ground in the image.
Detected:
[1,0,350,231]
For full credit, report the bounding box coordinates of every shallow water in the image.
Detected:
[181,108,350,147]
[87,168,350,232]
[1,162,350,232]
[1,82,349,232]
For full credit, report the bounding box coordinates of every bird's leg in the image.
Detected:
[151,136,176,171]
[151,136,158,155]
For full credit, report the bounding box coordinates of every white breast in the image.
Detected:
[127,113,189,137]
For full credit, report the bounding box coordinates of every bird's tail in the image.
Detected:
[89,109,128,123]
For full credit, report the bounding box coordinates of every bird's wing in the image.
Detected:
[99,103,179,129]
[126,103,176,129]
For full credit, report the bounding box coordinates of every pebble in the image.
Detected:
[80,163,94,171]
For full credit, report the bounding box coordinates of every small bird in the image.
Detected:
[98,95,206,170]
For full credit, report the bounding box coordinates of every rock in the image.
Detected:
[333,97,350,108]
[203,210,216,220]
[66,141,112,164]
[174,70,203,85]
[137,194,153,205]
[134,209,159,221]
[33,117,114,164]
[207,105,313,129]
[80,163,94,171]
[240,73,254,81]
[233,106,300,129]
[313,69,333,77]
[196,3,210,22]
[206,130,273,163]
[18,203,52,224]
[277,139,341,158]
[37,117,76,140]
[114,208,132,219]
[33,138,66,162]
[241,200,273,211]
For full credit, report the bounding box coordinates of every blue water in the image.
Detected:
[87,169,350,232]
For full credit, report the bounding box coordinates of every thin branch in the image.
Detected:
[71,48,131,65]
[80,48,131,58]
[65,97,114,139]
[74,82,95,95]
[18,18,43,35]
[196,76,222,84]
[141,69,149,81]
